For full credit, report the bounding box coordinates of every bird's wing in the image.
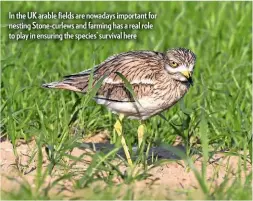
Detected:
[43,51,165,102]
[96,82,155,102]
[94,51,165,101]
[96,51,164,85]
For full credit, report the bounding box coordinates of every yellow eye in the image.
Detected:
[169,61,179,67]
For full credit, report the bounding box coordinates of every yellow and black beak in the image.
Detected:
[181,71,193,86]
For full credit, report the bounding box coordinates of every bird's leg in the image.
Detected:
[138,120,145,148]
[114,114,133,167]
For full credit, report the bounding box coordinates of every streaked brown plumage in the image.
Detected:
[43,48,196,120]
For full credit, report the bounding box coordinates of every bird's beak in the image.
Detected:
[181,71,193,86]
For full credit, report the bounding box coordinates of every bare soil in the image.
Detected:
[1,132,251,199]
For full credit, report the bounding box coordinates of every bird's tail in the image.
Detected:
[42,81,82,92]
[42,72,93,93]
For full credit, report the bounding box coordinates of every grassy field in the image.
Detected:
[1,1,252,200]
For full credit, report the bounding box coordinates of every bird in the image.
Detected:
[42,47,197,166]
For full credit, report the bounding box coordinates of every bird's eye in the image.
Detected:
[169,61,179,67]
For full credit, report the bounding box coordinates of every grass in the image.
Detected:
[1,1,252,200]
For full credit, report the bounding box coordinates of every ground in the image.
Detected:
[1,132,251,200]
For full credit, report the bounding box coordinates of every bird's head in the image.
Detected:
[164,48,196,85]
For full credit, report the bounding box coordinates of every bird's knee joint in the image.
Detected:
[138,124,145,136]
[114,120,122,134]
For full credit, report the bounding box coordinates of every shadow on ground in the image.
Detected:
[78,142,185,161]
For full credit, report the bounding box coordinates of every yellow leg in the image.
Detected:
[138,121,145,148]
[114,114,133,167]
